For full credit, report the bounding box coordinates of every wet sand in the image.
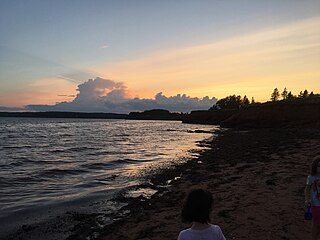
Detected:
[98,128,320,240]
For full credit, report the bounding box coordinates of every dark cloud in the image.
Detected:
[0,106,27,112]
[26,77,217,113]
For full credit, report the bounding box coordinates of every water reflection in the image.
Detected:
[0,118,218,216]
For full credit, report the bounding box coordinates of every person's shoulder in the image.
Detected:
[209,224,223,232]
[308,175,320,180]
[210,224,226,239]
[307,175,315,181]
[179,228,192,234]
[210,224,222,229]
[179,228,190,236]
[178,228,192,240]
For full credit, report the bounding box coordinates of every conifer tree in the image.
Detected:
[287,91,294,99]
[281,87,288,100]
[271,88,280,102]
[299,89,309,98]
[242,95,250,106]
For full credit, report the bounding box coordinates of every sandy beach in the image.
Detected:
[98,128,320,240]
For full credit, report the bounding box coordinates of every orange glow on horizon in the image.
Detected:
[1,18,319,107]
[93,17,320,102]
[0,78,77,107]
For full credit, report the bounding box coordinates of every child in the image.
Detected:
[178,188,226,240]
[305,156,320,240]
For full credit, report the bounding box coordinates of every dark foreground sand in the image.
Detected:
[98,128,320,240]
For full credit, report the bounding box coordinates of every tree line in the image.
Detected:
[270,88,318,101]
[210,88,319,110]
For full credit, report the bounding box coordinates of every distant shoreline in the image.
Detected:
[0,110,184,121]
[0,111,129,119]
[2,100,319,128]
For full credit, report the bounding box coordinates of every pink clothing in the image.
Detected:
[311,206,320,225]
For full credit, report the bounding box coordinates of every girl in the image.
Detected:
[178,188,226,240]
[305,156,320,240]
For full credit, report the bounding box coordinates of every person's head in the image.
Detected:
[181,188,213,224]
[311,156,320,176]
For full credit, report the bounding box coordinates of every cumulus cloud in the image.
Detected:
[26,77,217,113]
[73,77,128,103]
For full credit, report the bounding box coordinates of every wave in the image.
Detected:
[81,158,153,170]
[39,168,89,177]
[0,118,216,224]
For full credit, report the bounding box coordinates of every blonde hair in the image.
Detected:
[311,156,320,176]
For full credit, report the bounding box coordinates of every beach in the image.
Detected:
[3,127,319,240]
[98,128,320,240]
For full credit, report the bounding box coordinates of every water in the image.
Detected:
[0,118,217,220]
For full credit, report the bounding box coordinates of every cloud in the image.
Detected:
[58,95,76,97]
[26,77,217,113]
[73,77,128,103]
[57,75,79,83]
[100,45,109,49]
[0,106,26,112]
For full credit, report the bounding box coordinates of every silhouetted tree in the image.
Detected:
[209,105,218,111]
[271,88,280,102]
[215,95,242,109]
[210,88,319,112]
[299,89,309,98]
[281,87,288,100]
[287,91,294,99]
[242,95,250,106]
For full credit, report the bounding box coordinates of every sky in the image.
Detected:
[0,0,319,113]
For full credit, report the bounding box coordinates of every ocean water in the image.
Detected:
[0,118,217,220]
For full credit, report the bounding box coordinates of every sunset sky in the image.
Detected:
[0,0,319,112]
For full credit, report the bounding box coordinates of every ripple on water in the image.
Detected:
[0,118,218,219]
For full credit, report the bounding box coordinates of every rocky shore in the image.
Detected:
[183,103,320,128]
